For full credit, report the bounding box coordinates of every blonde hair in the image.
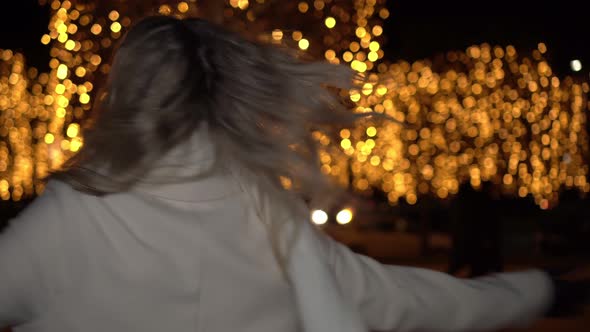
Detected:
[53,16,370,276]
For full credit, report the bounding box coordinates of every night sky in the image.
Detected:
[384,0,590,77]
[0,1,50,71]
[1,1,589,77]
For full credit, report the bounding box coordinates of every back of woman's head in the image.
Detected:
[55,15,360,209]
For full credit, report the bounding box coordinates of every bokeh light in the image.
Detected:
[325,43,589,208]
[571,59,582,72]
[0,0,588,210]
[311,209,329,225]
[336,208,353,224]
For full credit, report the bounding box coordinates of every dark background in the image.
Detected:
[384,0,590,78]
[3,1,590,76]
[1,0,590,260]
[0,1,51,71]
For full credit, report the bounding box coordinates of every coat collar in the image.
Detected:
[132,123,243,202]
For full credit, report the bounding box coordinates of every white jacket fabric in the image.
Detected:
[0,132,553,332]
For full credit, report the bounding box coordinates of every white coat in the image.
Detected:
[0,131,553,332]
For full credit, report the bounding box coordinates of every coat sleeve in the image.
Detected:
[0,213,41,327]
[0,183,62,327]
[314,227,554,332]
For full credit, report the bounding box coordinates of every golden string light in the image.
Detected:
[330,44,589,209]
[0,51,44,200]
[0,0,588,210]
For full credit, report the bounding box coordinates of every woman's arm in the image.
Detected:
[315,227,554,332]
[0,215,39,327]
[248,178,555,331]
[0,183,61,328]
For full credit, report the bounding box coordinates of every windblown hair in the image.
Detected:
[55,15,362,200]
[53,16,366,268]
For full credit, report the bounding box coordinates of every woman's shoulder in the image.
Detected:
[44,178,77,196]
[20,180,79,218]
[3,180,83,246]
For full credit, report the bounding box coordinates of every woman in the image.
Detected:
[0,16,586,332]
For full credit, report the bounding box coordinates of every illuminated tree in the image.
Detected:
[0,0,588,209]
[0,51,45,200]
[339,46,589,208]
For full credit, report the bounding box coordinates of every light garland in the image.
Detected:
[0,0,587,209]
